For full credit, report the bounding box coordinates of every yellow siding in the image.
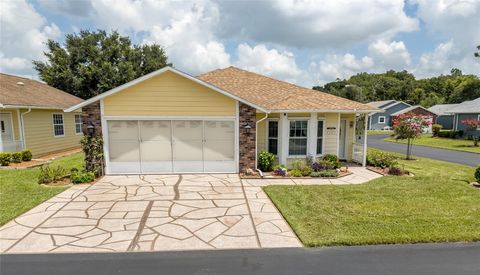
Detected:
[23,109,82,157]
[104,71,236,116]
[323,113,339,155]
[287,113,310,118]
[256,114,266,152]
[1,109,20,139]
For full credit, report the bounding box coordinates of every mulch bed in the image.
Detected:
[367,166,414,177]
[0,160,48,169]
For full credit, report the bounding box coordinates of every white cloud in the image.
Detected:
[216,0,419,48]
[235,44,304,83]
[0,0,61,75]
[368,40,411,69]
[37,0,94,17]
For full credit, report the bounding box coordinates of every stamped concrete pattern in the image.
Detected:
[0,168,381,254]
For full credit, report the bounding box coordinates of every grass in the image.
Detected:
[384,134,480,154]
[264,150,480,246]
[368,130,393,135]
[0,153,84,225]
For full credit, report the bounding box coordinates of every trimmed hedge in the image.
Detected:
[438,130,464,139]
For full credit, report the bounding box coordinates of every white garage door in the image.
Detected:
[106,120,235,174]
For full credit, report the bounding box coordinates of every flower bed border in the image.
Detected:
[240,171,352,179]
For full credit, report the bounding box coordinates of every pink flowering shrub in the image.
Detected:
[392,113,431,159]
[461,119,480,147]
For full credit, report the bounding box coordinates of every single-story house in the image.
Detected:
[427,104,458,130]
[367,100,411,130]
[390,105,437,133]
[447,97,480,136]
[65,66,378,174]
[0,73,83,157]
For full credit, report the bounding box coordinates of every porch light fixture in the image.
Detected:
[244,124,252,134]
[87,121,95,136]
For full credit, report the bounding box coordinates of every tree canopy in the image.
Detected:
[34,30,171,99]
[314,69,480,107]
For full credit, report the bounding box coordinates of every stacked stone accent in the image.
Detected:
[81,102,103,135]
[238,102,256,173]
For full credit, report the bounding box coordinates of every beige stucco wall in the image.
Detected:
[22,109,82,157]
[103,71,236,117]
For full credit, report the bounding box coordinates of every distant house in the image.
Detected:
[428,104,458,129]
[367,100,411,130]
[390,105,437,133]
[447,97,480,136]
[0,73,84,157]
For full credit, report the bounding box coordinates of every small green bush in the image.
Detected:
[432,124,442,137]
[289,169,303,177]
[388,165,403,176]
[438,130,463,139]
[301,166,313,176]
[291,159,305,170]
[475,166,480,182]
[70,170,95,184]
[20,149,32,161]
[11,152,22,163]
[367,151,397,168]
[322,154,340,168]
[257,151,276,171]
[38,165,67,184]
[311,170,339,178]
[0,152,12,166]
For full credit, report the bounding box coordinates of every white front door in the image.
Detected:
[339,119,347,159]
[0,113,14,152]
[106,119,235,174]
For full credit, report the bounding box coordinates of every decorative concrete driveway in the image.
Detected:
[0,168,381,254]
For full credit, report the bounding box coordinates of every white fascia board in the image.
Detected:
[1,105,65,110]
[64,66,269,113]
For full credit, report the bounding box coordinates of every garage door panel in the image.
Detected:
[108,121,141,173]
[172,120,203,172]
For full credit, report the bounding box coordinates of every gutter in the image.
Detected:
[20,108,32,150]
[255,113,269,172]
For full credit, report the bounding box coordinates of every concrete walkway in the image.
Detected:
[368,134,480,167]
[0,168,381,254]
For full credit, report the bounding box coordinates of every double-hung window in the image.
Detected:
[53,114,65,137]
[74,114,82,134]
[378,116,386,124]
[317,120,324,155]
[267,120,278,154]
[288,120,308,155]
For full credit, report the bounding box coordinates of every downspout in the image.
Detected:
[255,112,269,177]
[20,108,32,150]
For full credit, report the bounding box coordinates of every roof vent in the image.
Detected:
[16,81,25,86]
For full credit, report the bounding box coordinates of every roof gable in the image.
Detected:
[446,98,480,114]
[0,73,83,109]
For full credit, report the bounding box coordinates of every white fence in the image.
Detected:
[352,143,365,165]
[0,140,24,153]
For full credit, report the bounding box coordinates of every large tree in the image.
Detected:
[34,30,171,99]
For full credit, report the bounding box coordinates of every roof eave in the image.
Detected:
[1,104,67,110]
[270,109,379,114]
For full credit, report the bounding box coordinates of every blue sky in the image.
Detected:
[1,0,479,87]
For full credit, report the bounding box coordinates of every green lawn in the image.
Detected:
[264,150,480,246]
[368,130,393,135]
[384,134,480,154]
[0,153,84,225]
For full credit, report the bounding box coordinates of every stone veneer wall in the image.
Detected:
[238,102,256,173]
[81,102,103,135]
[81,102,105,175]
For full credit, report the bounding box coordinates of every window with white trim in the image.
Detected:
[317,120,324,155]
[378,116,386,124]
[289,120,308,155]
[52,114,64,136]
[74,114,82,134]
[267,120,278,155]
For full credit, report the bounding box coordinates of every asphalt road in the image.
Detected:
[1,243,479,275]
[368,134,480,166]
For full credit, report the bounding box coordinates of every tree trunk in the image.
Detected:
[406,138,411,160]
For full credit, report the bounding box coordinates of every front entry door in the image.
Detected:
[339,119,347,159]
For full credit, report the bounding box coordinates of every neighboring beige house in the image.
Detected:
[0,73,83,157]
[66,66,377,174]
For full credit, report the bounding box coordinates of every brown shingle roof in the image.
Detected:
[0,73,83,109]
[197,66,375,112]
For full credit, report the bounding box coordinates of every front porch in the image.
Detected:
[0,110,25,153]
[255,112,368,168]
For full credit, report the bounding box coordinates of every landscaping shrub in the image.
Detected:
[322,154,340,169]
[258,151,276,171]
[301,166,313,176]
[312,160,337,171]
[388,166,403,176]
[291,159,305,170]
[11,152,22,163]
[70,169,95,184]
[20,150,32,161]
[367,151,397,168]
[0,152,12,166]
[432,124,442,137]
[305,155,315,167]
[438,130,463,139]
[288,169,303,177]
[475,166,480,182]
[273,166,287,177]
[38,165,67,184]
[311,170,339,178]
